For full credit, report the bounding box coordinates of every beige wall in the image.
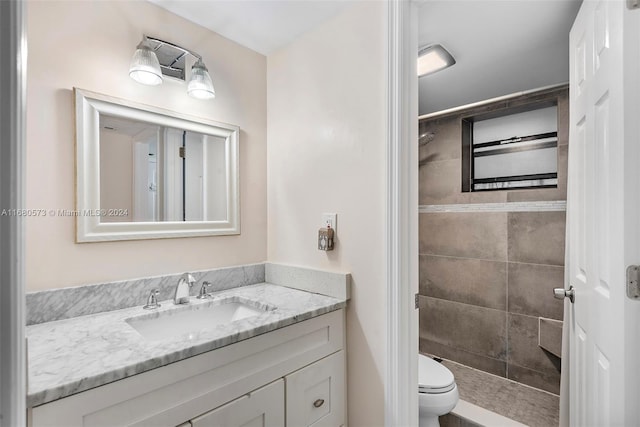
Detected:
[99,131,133,222]
[26,0,267,290]
[267,2,387,425]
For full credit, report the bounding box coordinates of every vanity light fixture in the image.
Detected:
[188,58,215,100]
[129,35,216,100]
[129,36,163,86]
[417,44,456,77]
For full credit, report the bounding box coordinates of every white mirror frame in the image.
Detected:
[74,88,240,242]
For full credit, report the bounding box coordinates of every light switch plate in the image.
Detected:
[322,213,337,232]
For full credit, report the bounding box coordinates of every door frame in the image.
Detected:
[621,5,640,423]
[386,1,419,426]
[0,0,27,425]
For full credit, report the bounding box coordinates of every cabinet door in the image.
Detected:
[285,351,345,427]
[190,380,284,427]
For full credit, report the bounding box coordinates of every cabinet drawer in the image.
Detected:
[188,380,284,427]
[285,351,345,427]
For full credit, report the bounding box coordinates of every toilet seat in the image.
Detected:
[418,355,455,394]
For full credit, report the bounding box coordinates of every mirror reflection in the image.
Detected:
[99,114,227,223]
[75,88,239,242]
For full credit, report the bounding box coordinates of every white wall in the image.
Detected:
[418,0,581,114]
[26,0,267,290]
[267,2,387,425]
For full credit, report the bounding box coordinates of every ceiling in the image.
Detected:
[148,0,582,116]
[418,0,582,115]
[148,0,356,56]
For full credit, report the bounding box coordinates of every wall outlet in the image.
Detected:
[322,213,337,232]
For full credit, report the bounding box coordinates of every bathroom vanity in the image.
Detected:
[26,265,350,427]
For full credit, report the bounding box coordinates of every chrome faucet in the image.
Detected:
[197,281,212,299]
[143,289,161,310]
[174,273,195,304]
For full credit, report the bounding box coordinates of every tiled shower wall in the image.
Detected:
[418,86,568,395]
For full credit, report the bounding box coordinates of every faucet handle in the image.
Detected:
[197,281,212,299]
[143,289,161,310]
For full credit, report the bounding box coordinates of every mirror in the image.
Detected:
[75,88,240,242]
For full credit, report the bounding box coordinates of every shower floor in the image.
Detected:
[440,359,559,427]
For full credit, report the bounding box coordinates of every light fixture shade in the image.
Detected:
[188,59,215,100]
[129,38,163,86]
[418,44,456,77]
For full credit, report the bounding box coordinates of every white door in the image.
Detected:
[568,1,640,426]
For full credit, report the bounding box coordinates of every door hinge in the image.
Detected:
[627,0,639,10]
[179,147,185,158]
[626,265,640,300]
[415,293,420,309]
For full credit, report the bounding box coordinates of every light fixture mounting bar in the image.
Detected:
[146,36,202,60]
[143,35,203,81]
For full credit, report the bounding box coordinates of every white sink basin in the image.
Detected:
[126,297,275,340]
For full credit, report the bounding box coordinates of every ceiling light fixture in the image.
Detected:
[417,44,456,77]
[129,35,215,100]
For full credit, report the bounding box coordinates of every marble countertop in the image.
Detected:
[27,283,346,407]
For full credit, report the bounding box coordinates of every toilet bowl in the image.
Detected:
[418,355,459,427]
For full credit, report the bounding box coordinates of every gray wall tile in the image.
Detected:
[418,87,569,397]
[507,211,566,265]
[557,92,569,146]
[419,116,462,163]
[419,296,507,360]
[508,262,564,319]
[508,364,561,395]
[420,255,507,310]
[419,159,465,205]
[467,191,509,204]
[420,339,506,377]
[420,212,508,261]
[506,188,564,202]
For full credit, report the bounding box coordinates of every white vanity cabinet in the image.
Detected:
[286,351,345,427]
[186,380,285,427]
[178,349,346,427]
[29,310,346,427]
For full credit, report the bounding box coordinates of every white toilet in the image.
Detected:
[418,354,459,427]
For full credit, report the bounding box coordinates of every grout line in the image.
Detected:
[506,213,510,379]
[418,253,506,263]
[418,253,509,264]
[417,254,565,268]
[418,157,462,166]
[422,295,508,314]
